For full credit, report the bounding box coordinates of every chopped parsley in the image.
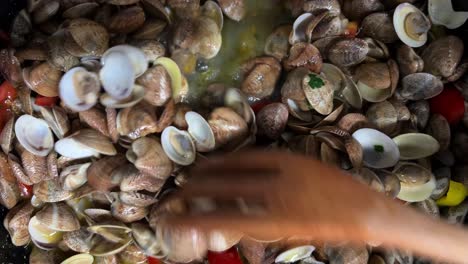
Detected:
[374,145,385,153]
[308,74,325,89]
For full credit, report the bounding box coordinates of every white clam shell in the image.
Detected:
[28,216,63,250]
[100,51,136,100]
[60,253,94,264]
[393,133,440,160]
[352,128,400,169]
[394,163,436,202]
[275,245,315,263]
[161,126,196,166]
[428,0,468,29]
[357,81,391,103]
[59,67,100,112]
[100,84,145,108]
[54,138,99,159]
[185,111,215,152]
[102,45,148,78]
[290,13,313,44]
[393,3,428,47]
[61,162,91,191]
[15,115,54,157]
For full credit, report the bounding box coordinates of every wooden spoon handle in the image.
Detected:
[369,200,468,263]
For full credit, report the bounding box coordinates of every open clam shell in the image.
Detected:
[60,162,91,191]
[185,111,216,152]
[161,126,196,166]
[100,51,136,100]
[275,246,315,263]
[35,202,80,232]
[428,0,468,29]
[15,115,54,157]
[40,106,70,139]
[0,117,15,154]
[302,73,334,115]
[357,81,392,103]
[352,128,400,169]
[400,73,443,100]
[131,223,163,257]
[60,253,94,264]
[28,216,63,250]
[55,129,116,159]
[366,100,398,135]
[59,67,100,112]
[394,162,436,202]
[393,3,430,47]
[393,133,440,160]
[154,57,184,102]
[102,45,148,78]
[100,84,145,109]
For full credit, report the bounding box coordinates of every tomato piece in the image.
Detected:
[429,87,465,125]
[208,247,243,264]
[0,81,17,102]
[18,182,33,198]
[344,21,359,38]
[35,95,59,107]
[147,256,161,264]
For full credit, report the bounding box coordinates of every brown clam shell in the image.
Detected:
[396,45,424,76]
[283,42,322,73]
[256,103,289,140]
[141,0,171,23]
[408,100,430,130]
[71,129,116,156]
[15,46,48,62]
[218,0,245,21]
[345,137,363,169]
[0,152,20,209]
[327,38,369,67]
[133,19,167,40]
[117,102,158,140]
[21,150,48,184]
[36,202,80,231]
[343,0,384,21]
[33,178,74,202]
[87,155,128,192]
[67,18,109,56]
[241,56,282,100]
[0,49,23,87]
[208,107,249,148]
[127,137,173,180]
[426,114,451,151]
[62,2,99,19]
[325,244,369,264]
[79,108,110,138]
[8,154,32,185]
[119,165,165,193]
[23,62,62,97]
[63,227,93,253]
[136,65,172,107]
[303,0,341,15]
[111,199,148,223]
[106,0,140,5]
[400,73,443,100]
[47,150,59,179]
[32,0,60,24]
[119,191,158,207]
[0,117,15,154]
[264,25,292,61]
[337,113,370,134]
[133,39,166,62]
[366,100,398,135]
[302,73,334,115]
[355,62,391,89]
[360,12,398,44]
[4,201,33,246]
[422,35,464,78]
[106,107,119,143]
[108,6,146,34]
[117,243,148,264]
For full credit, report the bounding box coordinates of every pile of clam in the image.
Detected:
[1,0,468,263]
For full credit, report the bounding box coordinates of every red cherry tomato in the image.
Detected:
[0,81,17,102]
[147,256,161,264]
[18,182,33,198]
[429,87,465,125]
[208,247,243,264]
[35,95,59,107]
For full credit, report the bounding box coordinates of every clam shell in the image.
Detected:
[106,107,119,143]
[431,167,451,200]
[375,170,401,198]
[342,75,363,109]
[426,114,451,151]
[89,231,132,257]
[21,149,48,184]
[61,253,94,264]
[108,6,146,34]
[116,102,158,140]
[414,199,440,218]
[136,65,172,106]
[352,128,400,169]
[422,35,463,78]
[218,0,245,21]
[79,107,109,138]
[100,84,145,109]
[428,0,468,29]
[131,223,162,257]
[366,100,397,135]
[161,126,196,166]
[8,154,32,185]
[62,228,93,253]
[111,199,148,223]
[126,137,173,179]
[56,129,116,158]
[275,246,315,263]
[337,113,369,134]
[202,1,224,31]
[60,162,91,191]
[301,73,334,115]
[408,100,430,130]
[40,106,70,139]
[393,3,429,47]
[392,133,440,160]
[117,243,148,263]
[102,45,148,78]
[355,62,391,90]
[87,155,127,192]
[4,201,34,246]
[208,107,249,148]
[265,25,292,61]
[327,38,369,67]
[33,0,59,24]
[351,168,384,193]
[15,115,53,157]
[63,2,99,19]
[290,13,314,44]
[283,42,322,73]
[141,0,171,23]
[28,216,63,250]
[119,191,157,207]
[356,81,392,103]
[0,117,15,154]
[396,45,424,76]
[119,165,165,192]
[23,62,62,97]
[185,111,216,152]
[256,103,289,140]
[59,67,100,112]
[34,178,74,202]
[99,51,135,100]
[106,0,140,5]
[207,230,243,252]
[154,57,184,102]
[36,202,80,232]
[360,12,398,43]
[394,162,436,202]
[157,224,208,263]
[400,73,443,100]
[241,56,281,100]
[133,19,167,40]
[67,18,109,56]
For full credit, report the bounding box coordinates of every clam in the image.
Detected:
[393,3,430,47]
[426,114,451,151]
[28,216,63,250]
[185,111,216,152]
[161,126,196,166]
[35,202,80,231]
[421,35,464,79]
[400,73,443,100]
[0,117,15,154]
[99,51,136,100]
[360,12,398,44]
[325,245,369,264]
[8,154,33,185]
[256,103,289,140]
[131,223,162,257]
[241,56,282,100]
[375,170,401,198]
[328,38,369,67]
[408,100,430,130]
[415,199,440,218]
[116,101,158,140]
[153,57,185,102]
[366,101,397,135]
[32,0,60,24]
[60,163,91,191]
[102,45,148,78]
[88,227,133,257]
[100,84,145,109]
[396,45,424,76]
[428,0,468,29]
[3,202,34,246]
[126,137,173,179]
[106,107,119,143]
[342,0,384,21]
[351,167,385,193]
[23,62,62,97]
[352,128,400,169]
[15,114,53,157]
[40,106,70,139]
[61,254,94,264]
[133,19,167,40]
[446,200,468,224]
[59,67,100,112]
[265,25,292,61]
[66,18,109,56]
[119,192,157,207]
[355,62,391,90]
[21,149,49,184]
[134,40,166,63]
[303,0,341,15]
[87,155,127,192]
[34,178,74,202]
[431,167,451,200]
[392,133,440,160]
[108,6,146,34]
[62,2,99,19]
[283,42,323,73]
[136,65,172,106]
[218,0,245,21]
[275,245,315,263]
[290,13,314,44]
[207,230,243,252]
[208,107,249,149]
[119,165,165,193]
[55,129,116,159]
[111,199,148,223]
[394,162,436,202]
[305,12,343,41]
[79,107,109,138]
[302,73,334,115]
[117,243,148,263]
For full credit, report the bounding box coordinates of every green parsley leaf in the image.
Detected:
[374,145,384,153]
[308,74,325,89]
